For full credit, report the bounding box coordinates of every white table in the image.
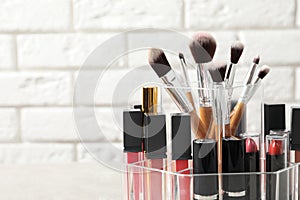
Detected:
[0,163,123,200]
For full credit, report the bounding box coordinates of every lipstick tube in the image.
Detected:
[144,114,167,200]
[240,133,261,200]
[171,113,192,200]
[193,139,218,199]
[266,133,288,200]
[222,137,246,199]
[291,107,300,163]
[290,107,300,198]
[123,109,144,200]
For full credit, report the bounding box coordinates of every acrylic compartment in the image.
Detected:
[124,161,299,200]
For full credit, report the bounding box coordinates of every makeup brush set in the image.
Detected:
[122,32,299,200]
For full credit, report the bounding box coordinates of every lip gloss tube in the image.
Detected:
[123,109,144,200]
[144,114,167,200]
[193,139,218,199]
[171,113,192,200]
[222,137,246,199]
[291,107,300,163]
[240,133,261,200]
[266,133,288,200]
[290,107,300,198]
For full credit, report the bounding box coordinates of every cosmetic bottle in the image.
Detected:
[222,137,246,199]
[240,133,261,200]
[193,139,218,200]
[123,109,144,200]
[144,114,167,200]
[290,107,300,163]
[290,107,300,198]
[266,133,288,200]
[264,104,286,137]
[171,113,192,200]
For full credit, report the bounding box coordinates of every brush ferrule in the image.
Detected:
[226,64,237,89]
[197,63,211,105]
[161,70,193,113]
[239,84,252,103]
[245,81,261,103]
[244,63,257,85]
[179,59,190,87]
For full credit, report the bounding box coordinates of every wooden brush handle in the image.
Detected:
[199,106,213,133]
[185,91,195,109]
[296,151,300,163]
[230,102,245,136]
[190,110,206,139]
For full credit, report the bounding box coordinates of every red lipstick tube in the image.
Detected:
[240,133,261,200]
[171,113,192,200]
[266,133,288,200]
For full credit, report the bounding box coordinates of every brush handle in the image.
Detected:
[243,63,257,85]
[190,110,206,139]
[197,64,211,104]
[186,91,195,109]
[199,106,213,133]
[161,70,193,113]
[226,64,237,89]
[180,59,190,87]
[230,102,246,136]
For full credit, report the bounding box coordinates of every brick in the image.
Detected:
[295,68,300,100]
[0,72,71,106]
[18,33,125,68]
[22,107,122,142]
[0,35,15,69]
[77,143,122,164]
[297,0,300,27]
[0,144,74,164]
[0,109,18,142]
[75,69,158,106]
[0,0,71,31]
[22,108,78,142]
[239,30,300,65]
[74,0,182,30]
[186,0,295,29]
[263,67,294,102]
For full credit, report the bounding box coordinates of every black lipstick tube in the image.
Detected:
[193,139,218,199]
[266,133,288,200]
[222,137,246,199]
[240,133,261,200]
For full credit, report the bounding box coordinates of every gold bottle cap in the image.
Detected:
[142,86,158,114]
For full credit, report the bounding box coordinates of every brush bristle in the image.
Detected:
[253,55,260,64]
[179,52,186,65]
[189,32,216,63]
[258,65,270,79]
[148,48,171,78]
[209,63,227,82]
[179,52,184,59]
[230,41,244,64]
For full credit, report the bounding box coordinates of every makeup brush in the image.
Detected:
[208,63,227,83]
[189,32,217,134]
[230,65,270,136]
[148,48,206,138]
[179,52,195,109]
[244,55,260,86]
[189,32,216,101]
[225,42,244,89]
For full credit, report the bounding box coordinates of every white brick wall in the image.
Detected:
[0,0,298,164]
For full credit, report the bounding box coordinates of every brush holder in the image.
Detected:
[123,84,289,200]
[124,161,299,200]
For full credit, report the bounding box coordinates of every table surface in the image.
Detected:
[0,162,123,200]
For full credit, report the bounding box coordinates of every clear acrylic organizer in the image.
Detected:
[124,84,299,200]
